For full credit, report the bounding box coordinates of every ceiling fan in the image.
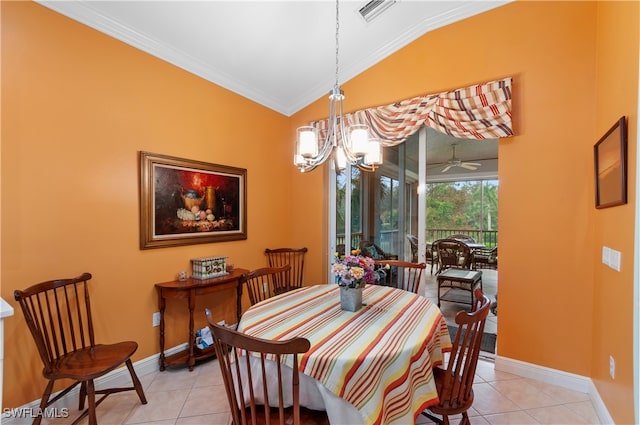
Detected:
[440,144,481,173]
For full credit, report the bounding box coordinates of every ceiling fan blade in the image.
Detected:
[441,165,453,173]
[460,163,479,170]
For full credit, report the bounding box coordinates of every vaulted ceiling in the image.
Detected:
[37,0,508,176]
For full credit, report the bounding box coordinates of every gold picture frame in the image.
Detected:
[139,151,247,249]
[594,116,627,209]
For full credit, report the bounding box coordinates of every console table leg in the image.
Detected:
[188,288,196,371]
[158,293,166,371]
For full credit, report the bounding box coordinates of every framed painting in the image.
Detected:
[594,116,627,209]
[139,151,247,249]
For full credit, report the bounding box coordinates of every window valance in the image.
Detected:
[311,78,513,146]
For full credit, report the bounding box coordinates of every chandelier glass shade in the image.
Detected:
[293,1,383,173]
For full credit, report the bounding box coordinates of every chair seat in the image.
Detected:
[50,342,138,380]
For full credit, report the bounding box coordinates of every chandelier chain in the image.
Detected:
[335,0,339,88]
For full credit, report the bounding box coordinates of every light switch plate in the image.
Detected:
[602,246,611,266]
[610,249,621,271]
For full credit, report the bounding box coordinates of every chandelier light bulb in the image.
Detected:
[349,124,369,156]
[297,126,318,158]
[364,140,383,165]
[335,146,347,170]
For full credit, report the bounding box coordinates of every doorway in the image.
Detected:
[330,126,499,350]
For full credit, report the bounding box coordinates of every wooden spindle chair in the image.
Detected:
[264,247,308,290]
[422,288,491,425]
[373,260,426,294]
[13,273,147,425]
[205,310,329,425]
[242,265,291,305]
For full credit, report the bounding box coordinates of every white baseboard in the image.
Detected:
[495,355,614,424]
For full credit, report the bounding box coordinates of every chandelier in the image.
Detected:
[293,0,383,173]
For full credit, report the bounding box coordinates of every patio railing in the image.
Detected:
[337,229,497,255]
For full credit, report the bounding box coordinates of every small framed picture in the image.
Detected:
[139,151,247,249]
[594,117,628,209]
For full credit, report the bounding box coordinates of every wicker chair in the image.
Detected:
[432,238,473,275]
[472,246,498,270]
[448,234,476,244]
[359,240,398,260]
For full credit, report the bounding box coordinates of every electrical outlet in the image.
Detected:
[152,312,161,327]
[609,355,615,379]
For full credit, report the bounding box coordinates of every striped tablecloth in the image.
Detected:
[238,284,451,425]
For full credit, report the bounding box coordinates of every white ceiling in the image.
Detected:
[37,0,510,117]
[37,0,506,177]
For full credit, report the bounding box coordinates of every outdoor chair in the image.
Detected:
[407,234,419,263]
[422,288,491,425]
[448,234,476,244]
[14,273,147,425]
[205,310,329,425]
[265,247,308,290]
[243,265,292,305]
[472,246,498,270]
[432,238,473,274]
[359,240,398,261]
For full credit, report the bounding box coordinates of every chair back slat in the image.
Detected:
[373,260,426,294]
[265,247,308,290]
[206,309,310,425]
[242,265,292,305]
[14,273,94,372]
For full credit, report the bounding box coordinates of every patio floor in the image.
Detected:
[422,267,498,335]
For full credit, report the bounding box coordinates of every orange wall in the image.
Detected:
[2,1,638,423]
[591,2,638,423]
[1,2,291,407]
[289,1,637,423]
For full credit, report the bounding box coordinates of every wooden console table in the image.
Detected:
[155,268,247,371]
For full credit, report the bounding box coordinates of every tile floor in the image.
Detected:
[34,271,602,425]
[35,355,602,425]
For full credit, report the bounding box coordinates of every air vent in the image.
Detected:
[358,0,397,23]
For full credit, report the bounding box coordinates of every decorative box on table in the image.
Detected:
[191,256,228,280]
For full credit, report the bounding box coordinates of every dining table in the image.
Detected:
[237,284,451,425]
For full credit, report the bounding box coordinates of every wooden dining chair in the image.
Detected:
[205,310,329,425]
[13,273,147,425]
[265,247,308,290]
[422,288,491,425]
[242,265,292,305]
[373,260,426,294]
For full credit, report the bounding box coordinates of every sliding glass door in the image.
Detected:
[330,127,498,272]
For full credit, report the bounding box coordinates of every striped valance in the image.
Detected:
[312,78,513,146]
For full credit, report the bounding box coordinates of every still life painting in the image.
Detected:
[139,151,247,249]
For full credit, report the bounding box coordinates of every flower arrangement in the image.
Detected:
[332,250,378,289]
